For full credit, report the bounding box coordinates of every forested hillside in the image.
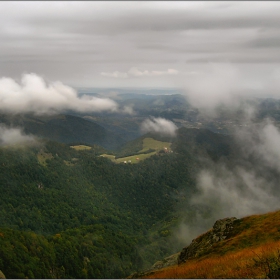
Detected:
[0,113,125,150]
[0,126,238,278]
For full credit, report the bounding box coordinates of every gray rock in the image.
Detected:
[178,217,237,264]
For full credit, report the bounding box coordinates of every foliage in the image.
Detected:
[0,225,141,279]
[253,249,280,279]
[0,126,245,278]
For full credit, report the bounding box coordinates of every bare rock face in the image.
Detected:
[178,217,237,264]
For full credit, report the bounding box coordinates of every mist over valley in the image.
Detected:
[1,1,280,279]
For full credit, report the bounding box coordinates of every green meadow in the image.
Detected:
[101,138,171,164]
[70,145,92,150]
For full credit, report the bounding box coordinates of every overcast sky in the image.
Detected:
[1,1,280,89]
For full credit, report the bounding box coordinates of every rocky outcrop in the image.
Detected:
[127,217,238,278]
[178,217,237,264]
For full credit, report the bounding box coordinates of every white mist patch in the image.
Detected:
[175,162,279,246]
[174,118,280,246]
[0,73,119,115]
[141,117,177,136]
[122,105,135,115]
[193,167,278,219]
[0,125,37,146]
[237,120,280,173]
[190,120,280,223]
[184,63,240,111]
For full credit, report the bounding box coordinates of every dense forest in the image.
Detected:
[0,126,237,278]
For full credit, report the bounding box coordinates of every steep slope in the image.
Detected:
[131,209,280,279]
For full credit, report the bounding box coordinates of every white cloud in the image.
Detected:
[0,73,119,115]
[100,71,128,79]
[0,125,37,147]
[100,67,179,79]
[141,117,177,136]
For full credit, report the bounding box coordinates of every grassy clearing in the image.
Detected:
[139,138,171,153]
[37,151,53,166]
[100,152,158,164]
[116,152,158,164]
[70,145,92,150]
[101,138,171,164]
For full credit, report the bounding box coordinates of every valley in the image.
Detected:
[1,92,280,279]
[1,2,280,279]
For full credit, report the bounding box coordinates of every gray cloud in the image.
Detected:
[183,63,241,111]
[1,2,280,87]
[236,119,280,173]
[194,119,280,216]
[182,62,280,116]
[175,116,280,245]
[141,117,177,137]
[193,166,278,219]
[247,36,280,49]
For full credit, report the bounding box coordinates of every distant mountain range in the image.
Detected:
[0,113,126,150]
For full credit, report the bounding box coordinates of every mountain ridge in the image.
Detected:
[0,113,126,150]
[129,209,280,279]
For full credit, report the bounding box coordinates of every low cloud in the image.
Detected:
[141,117,177,136]
[174,118,280,245]
[183,63,280,116]
[101,67,179,79]
[0,73,119,115]
[0,125,37,147]
[122,105,135,115]
[236,119,280,172]
[193,167,278,219]
[183,63,240,111]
